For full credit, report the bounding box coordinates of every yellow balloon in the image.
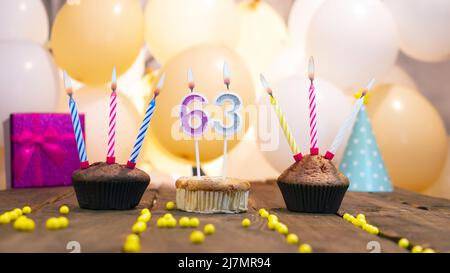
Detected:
[424,137,450,199]
[236,0,289,72]
[144,0,240,64]
[57,86,141,165]
[51,0,144,85]
[148,45,256,164]
[366,84,448,192]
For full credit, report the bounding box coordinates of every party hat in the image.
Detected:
[339,105,393,192]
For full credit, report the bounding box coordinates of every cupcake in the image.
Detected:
[175,176,250,214]
[72,162,150,210]
[277,155,349,214]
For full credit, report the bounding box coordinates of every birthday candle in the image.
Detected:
[307,57,319,155]
[107,67,117,164]
[126,74,166,169]
[324,79,375,160]
[260,74,303,162]
[63,71,89,169]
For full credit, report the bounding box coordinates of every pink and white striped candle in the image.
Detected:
[308,57,319,155]
[107,67,117,164]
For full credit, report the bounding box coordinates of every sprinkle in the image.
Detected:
[58,216,69,229]
[0,214,11,224]
[411,245,423,253]
[46,217,60,230]
[166,217,177,228]
[179,217,190,227]
[59,205,70,215]
[123,241,141,253]
[137,213,151,223]
[126,234,140,244]
[163,213,173,219]
[204,224,215,235]
[166,201,176,210]
[277,223,289,235]
[267,220,277,230]
[260,210,269,218]
[422,248,435,253]
[190,231,205,244]
[298,244,313,253]
[258,208,267,216]
[286,234,299,245]
[189,217,200,228]
[241,218,251,228]
[268,214,278,222]
[22,206,32,215]
[132,221,147,234]
[156,217,167,228]
[140,208,150,215]
[356,214,366,221]
[398,238,409,249]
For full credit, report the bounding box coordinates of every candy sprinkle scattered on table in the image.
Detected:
[204,224,215,235]
[166,217,177,228]
[22,206,32,215]
[0,213,11,224]
[422,248,435,253]
[241,218,251,228]
[59,205,70,215]
[189,217,200,228]
[258,208,267,216]
[58,216,69,229]
[157,217,167,228]
[276,223,289,235]
[298,244,313,253]
[137,213,151,223]
[190,231,205,244]
[13,216,35,232]
[179,217,190,228]
[46,217,61,230]
[411,245,423,253]
[141,208,150,215]
[286,234,299,245]
[132,221,147,234]
[398,238,409,249]
[166,201,175,210]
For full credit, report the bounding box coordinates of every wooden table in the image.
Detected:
[0,181,449,253]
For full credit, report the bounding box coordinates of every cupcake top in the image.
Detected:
[277,155,349,186]
[72,162,150,184]
[176,176,250,192]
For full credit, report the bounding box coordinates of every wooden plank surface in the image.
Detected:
[0,182,448,253]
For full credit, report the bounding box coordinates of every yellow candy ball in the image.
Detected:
[13,208,23,217]
[58,217,69,229]
[59,205,70,215]
[22,206,32,215]
[123,241,141,253]
[166,217,177,228]
[241,218,251,228]
[268,214,278,222]
[260,210,269,218]
[298,244,313,253]
[411,245,423,253]
[163,213,173,219]
[8,210,20,221]
[179,217,190,227]
[286,233,299,245]
[190,231,205,244]
[141,208,150,215]
[267,220,277,230]
[13,218,26,231]
[422,248,435,253]
[356,214,366,221]
[166,201,176,210]
[126,234,140,244]
[132,221,147,234]
[369,226,379,235]
[351,218,362,227]
[258,208,267,216]
[46,217,60,230]
[347,215,356,223]
[204,224,215,235]
[0,214,11,224]
[137,213,151,223]
[343,213,351,221]
[157,217,167,228]
[398,238,409,249]
[23,219,35,231]
[277,224,288,235]
[189,217,200,228]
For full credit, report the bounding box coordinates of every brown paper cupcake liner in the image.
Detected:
[277,181,348,214]
[73,179,149,210]
[176,189,249,213]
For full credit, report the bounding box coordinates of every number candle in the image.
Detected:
[215,63,242,177]
[324,78,375,160]
[126,74,166,169]
[107,67,117,164]
[260,74,303,162]
[307,57,319,155]
[180,68,208,176]
[63,71,89,169]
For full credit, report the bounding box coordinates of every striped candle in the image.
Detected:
[126,74,166,169]
[307,57,319,155]
[260,74,303,162]
[107,68,117,164]
[324,79,375,160]
[64,71,89,169]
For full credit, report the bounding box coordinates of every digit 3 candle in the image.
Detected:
[126,74,166,169]
[63,71,89,169]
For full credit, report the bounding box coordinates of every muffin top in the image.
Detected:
[72,162,150,184]
[176,176,250,192]
[277,155,349,186]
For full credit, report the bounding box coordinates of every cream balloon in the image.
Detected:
[51,0,144,85]
[366,85,448,192]
[144,0,240,64]
[57,86,141,165]
[149,45,256,164]
[424,137,450,199]
[0,41,59,147]
[380,65,418,91]
[384,0,450,62]
[305,0,399,91]
[0,0,49,45]
[236,0,290,72]
[257,75,353,172]
[265,45,306,84]
[288,0,325,52]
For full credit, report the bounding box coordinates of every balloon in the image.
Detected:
[0,147,6,190]
[0,0,49,45]
[257,75,353,172]
[265,45,306,84]
[424,137,450,199]
[236,0,290,72]
[380,65,418,91]
[366,85,448,192]
[305,0,399,91]
[51,0,144,85]
[56,86,141,165]
[0,41,59,147]
[384,0,450,62]
[288,0,325,51]
[148,45,256,164]
[144,0,240,64]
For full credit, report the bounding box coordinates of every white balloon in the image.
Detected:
[384,0,450,62]
[265,45,306,83]
[257,75,353,172]
[144,0,240,64]
[380,65,418,91]
[305,0,399,91]
[0,41,59,146]
[236,0,290,72]
[0,0,49,45]
[288,0,325,52]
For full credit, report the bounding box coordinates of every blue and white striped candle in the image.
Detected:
[64,71,89,169]
[126,74,166,169]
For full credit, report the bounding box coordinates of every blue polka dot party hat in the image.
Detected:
[339,105,393,192]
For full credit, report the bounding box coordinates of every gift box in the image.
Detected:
[9,113,85,188]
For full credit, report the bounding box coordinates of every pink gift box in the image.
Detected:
[9,113,85,188]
